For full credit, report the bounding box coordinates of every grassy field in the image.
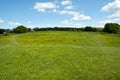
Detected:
[0,31,120,80]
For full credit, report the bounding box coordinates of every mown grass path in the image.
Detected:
[0,31,120,80]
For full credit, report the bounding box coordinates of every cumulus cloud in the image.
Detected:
[98,18,120,27]
[34,0,91,21]
[98,20,113,26]
[34,2,58,12]
[58,0,91,21]
[56,10,78,15]
[108,10,120,18]
[101,0,120,19]
[64,5,73,9]
[61,0,72,5]
[101,0,120,12]
[100,0,120,26]
[71,14,91,21]
[0,19,4,23]
[61,0,73,10]
[56,10,91,21]
[8,22,21,26]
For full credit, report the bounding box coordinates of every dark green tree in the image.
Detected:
[103,23,120,33]
[0,29,5,34]
[13,25,28,33]
[33,27,40,31]
[84,26,93,31]
[27,28,32,32]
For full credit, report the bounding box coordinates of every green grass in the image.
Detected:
[0,31,120,80]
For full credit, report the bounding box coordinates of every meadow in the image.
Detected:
[0,31,120,80]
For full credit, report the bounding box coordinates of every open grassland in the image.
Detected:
[0,31,120,80]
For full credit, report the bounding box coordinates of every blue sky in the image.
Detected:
[0,0,120,29]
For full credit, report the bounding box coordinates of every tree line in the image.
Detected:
[32,26,99,32]
[0,23,120,35]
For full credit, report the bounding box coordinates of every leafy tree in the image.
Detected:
[27,28,32,32]
[13,25,28,33]
[33,27,40,31]
[0,29,5,34]
[103,23,120,33]
[84,26,93,31]
[84,26,97,32]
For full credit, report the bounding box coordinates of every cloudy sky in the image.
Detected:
[0,0,120,29]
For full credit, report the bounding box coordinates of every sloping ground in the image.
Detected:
[0,31,120,80]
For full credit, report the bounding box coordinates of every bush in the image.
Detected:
[33,27,40,31]
[103,23,120,33]
[0,29,5,34]
[27,28,32,32]
[13,25,28,33]
[84,26,97,32]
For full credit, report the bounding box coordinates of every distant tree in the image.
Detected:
[0,29,5,34]
[27,28,32,32]
[92,28,97,32]
[13,25,28,33]
[103,23,120,33]
[6,29,12,33]
[95,28,103,32]
[84,26,93,31]
[33,27,40,31]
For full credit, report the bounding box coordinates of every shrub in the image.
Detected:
[33,27,40,31]
[13,25,28,33]
[84,26,93,31]
[103,23,120,33]
[27,28,32,32]
[0,29,5,34]
[84,26,97,32]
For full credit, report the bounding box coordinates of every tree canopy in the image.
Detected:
[0,29,5,34]
[103,23,120,33]
[13,25,28,33]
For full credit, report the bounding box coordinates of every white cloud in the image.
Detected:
[98,18,120,27]
[61,0,72,5]
[101,0,120,12]
[53,9,57,13]
[34,0,91,22]
[56,10,78,15]
[34,2,58,12]
[71,14,91,21]
[98,20,113,26]
[108,10,120,18]
[61,0,73,10]
[64,5,73,9]
[100,0,120,26]
[60,20,69,24]
[56,10,91,21]
[0,19,4,23]
[8,22,21,26]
